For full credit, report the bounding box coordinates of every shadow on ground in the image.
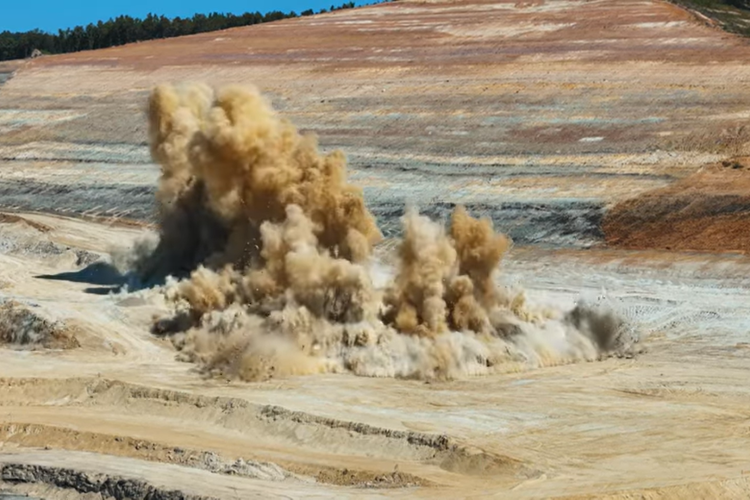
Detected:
[36,262,128,295]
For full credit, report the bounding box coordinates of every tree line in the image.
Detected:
[0,2,357,61]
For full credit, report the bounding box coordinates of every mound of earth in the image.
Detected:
[603,157,750,253]
[0,301,79,349]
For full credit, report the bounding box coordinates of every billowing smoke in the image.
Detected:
[135,83,634,381]
[136,83,380,285]
[382,206,512,337]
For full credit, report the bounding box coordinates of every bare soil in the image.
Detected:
[2,1,750,498]
[605,157,750,253]
[0,213,748,498]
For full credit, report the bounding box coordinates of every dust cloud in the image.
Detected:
[135,83,380,286]
[133,83,632,381]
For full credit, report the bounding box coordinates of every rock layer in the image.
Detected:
[2,0,750,246]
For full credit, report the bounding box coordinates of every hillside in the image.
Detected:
[4,0,750,245]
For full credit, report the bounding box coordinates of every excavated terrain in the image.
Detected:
[5,0,750,246]
[605,156,750,253]
[2,1,750,499]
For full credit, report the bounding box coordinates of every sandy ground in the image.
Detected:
[0,212,749,498]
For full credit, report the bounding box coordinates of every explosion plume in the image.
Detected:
[137,83,381,285]
[135,83,634,381]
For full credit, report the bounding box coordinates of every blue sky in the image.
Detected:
[2,0,362,33]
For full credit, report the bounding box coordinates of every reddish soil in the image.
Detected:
[26,1,746,70]
[604,157,750,253]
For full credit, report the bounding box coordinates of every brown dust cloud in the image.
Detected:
[129,83,634,381]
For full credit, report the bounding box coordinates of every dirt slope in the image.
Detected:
[605,157,750,253]
[3,0,750,246]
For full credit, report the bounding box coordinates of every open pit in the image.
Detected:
[1,0,750,498]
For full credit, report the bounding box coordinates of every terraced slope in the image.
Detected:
[3,0,750,246]
[3,2,750,498]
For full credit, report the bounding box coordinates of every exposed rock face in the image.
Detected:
[0,301,79,349]
[1,463,216,500]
